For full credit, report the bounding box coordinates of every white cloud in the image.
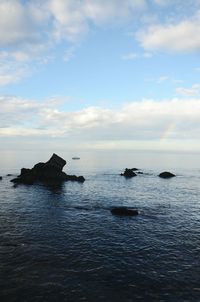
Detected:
[122,52,139,60]
[0,52,30,85]
[0,0,48,48]
[1,96,200,152]
[145,75,178,85]
[176,84,200,96]
[122,51,152,60]
[48,0,147,42]
[157,75,169,83]
[0,0,148,84]
[153,0,171,6]
[0,0,147,48]
[0,0,199,86]
[136,12,200,52]
[83,0,146,24]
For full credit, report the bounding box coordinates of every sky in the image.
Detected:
[1,0,200,152]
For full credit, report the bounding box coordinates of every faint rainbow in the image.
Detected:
[160,122,176,141]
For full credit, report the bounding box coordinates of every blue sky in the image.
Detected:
[1,0,200,151]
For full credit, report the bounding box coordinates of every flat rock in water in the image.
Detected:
[159,171,176,178]
[111,207,139,216]
[11,153,85,185]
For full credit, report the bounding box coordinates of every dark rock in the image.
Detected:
[11,174,35,185]
[120,168,137,178]
[20,168,32,177]
[0,176,2,180]
[64,174,85,182]
[77,176,85,182]
[45,153,66,171]
[7,174,13,176]
[11,153,85,185]
[159,171,176,178]
[111,207,139,216]
[131,168,139,171]
[32,162,45,172]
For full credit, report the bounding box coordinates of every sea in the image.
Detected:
[0,149,200,302]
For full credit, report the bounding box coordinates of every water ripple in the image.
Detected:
[0,171,200,301]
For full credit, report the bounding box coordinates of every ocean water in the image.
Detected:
[0,150,200,301]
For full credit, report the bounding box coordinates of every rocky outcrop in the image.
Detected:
[111,207,139,216]
[159,171,176,178]
[0,176,2,180]
[120,168,137,178]
[11,153,85,185]
[45,153,66,171]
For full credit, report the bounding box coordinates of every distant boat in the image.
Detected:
[72,157,80,160]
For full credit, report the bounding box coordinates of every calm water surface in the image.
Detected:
[0,150,200,301]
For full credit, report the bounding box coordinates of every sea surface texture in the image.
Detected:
[0,150,200,301]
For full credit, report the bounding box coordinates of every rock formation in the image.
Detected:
[158,171,176,178]
[11,153,85,185]
[120,168,137,177]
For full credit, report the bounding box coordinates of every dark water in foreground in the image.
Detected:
[0,150,200,301]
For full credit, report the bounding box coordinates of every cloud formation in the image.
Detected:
[1,96,200,150]
[0,0,148,84]
[137,12,200,52]
[0,0,200,85]
[0,0,47,47]
[176,84,200,96]
[0,0,146,48]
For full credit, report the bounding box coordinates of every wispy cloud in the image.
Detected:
[145,75,175,84]
[122,51,152,60]
[153,0,171,6]
[63,47,76,62]
[176,84,200,96]
[157,75,169,83]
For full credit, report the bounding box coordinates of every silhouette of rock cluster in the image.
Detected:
[120,168,137,177]
[11,153,85,185]
[120,168,175,179]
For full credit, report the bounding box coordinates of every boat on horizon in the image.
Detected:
[72,157,80,160]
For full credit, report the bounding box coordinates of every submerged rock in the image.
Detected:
[120,168,137,178]
[11,153,85,185]
[159,171,176,178]
[111,207,139,216]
